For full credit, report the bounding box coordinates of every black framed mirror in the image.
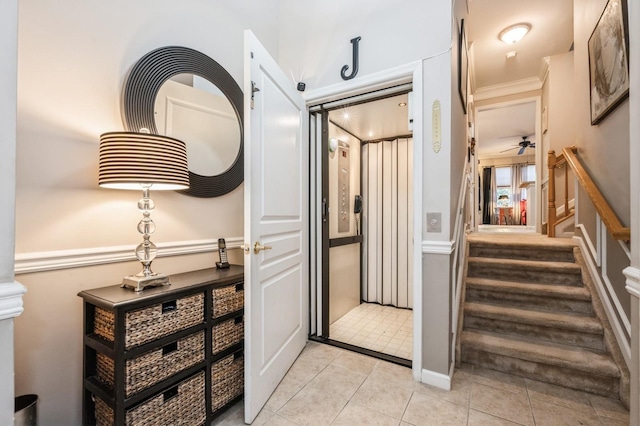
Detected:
[122,46,243,198]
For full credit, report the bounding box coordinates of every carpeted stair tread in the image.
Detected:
[465,277,591,300]
[460,330,619,378]
[468,257,582,274]
[464,302,603,334]
[468,240,576,262]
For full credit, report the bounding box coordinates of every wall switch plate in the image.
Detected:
[426,212,441,233]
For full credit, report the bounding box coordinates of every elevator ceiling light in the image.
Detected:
[499,23,531,44]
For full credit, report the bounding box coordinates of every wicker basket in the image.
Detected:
[94,293,204,348]
[211,352,244,411]
[94,371,206,426]
[212,283,244,318]
[212,316,244,355]
[96,331,205,397]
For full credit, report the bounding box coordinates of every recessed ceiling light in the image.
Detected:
[499,23,531,44]
[506,51,517,59]
[398,102,407,107]
[343,112,349,120]
[368,131,374,137]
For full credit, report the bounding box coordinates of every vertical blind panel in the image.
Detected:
[390,141,399,307]
[361,144,369,301]
[361,138,414,309]
[397,138,409,308]
[376,142,383,303]
[367,144,378,302]
[382,141,393,305]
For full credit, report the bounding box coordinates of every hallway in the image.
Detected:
[214,342,629,425]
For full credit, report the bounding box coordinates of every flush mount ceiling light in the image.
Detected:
[398,102,407,107]
[499,23,531,44]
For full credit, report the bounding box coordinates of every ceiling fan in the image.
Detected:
[500,136,536,155]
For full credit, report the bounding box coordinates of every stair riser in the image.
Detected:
[461,348,619,398]
[465,289,594,315]
[469,247,575,263]
[463,316,605,351]
[468,264,583,286]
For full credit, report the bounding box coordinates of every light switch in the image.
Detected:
[426,212,441,233]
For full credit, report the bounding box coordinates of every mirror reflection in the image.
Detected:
[153,73,241,177]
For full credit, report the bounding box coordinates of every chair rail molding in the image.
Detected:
[624,266,640,299]
[0,281,27,320]
[14,237,244,274]
[422,240,455,255]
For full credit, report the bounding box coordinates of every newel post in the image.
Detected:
[548,150,557,237]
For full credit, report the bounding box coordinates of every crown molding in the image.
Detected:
[539,56,550,85]
[473,76,542,102]
[14,237,244,274]
[0,281,27,320]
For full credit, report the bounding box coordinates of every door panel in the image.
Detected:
[244,30,309,423]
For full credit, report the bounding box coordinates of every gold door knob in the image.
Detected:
[253,241,273,254]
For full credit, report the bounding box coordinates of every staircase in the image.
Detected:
[458,233,627,404]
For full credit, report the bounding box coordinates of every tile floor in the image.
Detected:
[213,341,630,425]
[329,303,413,360]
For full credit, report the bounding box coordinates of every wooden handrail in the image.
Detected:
[547,146,630,241]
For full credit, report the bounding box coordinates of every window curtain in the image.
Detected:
[511,164,523,224]
[490,167,497,224]
[482,167,492,224]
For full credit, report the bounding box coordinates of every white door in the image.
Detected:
[243,30,309,424]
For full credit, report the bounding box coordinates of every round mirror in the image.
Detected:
[122,46,243,198]
[154,74,241,177]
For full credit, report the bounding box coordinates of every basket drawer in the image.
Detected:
[212,282,244,318]
[94,370,206,426]
[94,292,205,348]
[212,315,243,355]
[211,352,244,412]
[96,331,205,397]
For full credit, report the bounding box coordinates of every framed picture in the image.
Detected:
[588,0,629,125]
[458,19,469,115]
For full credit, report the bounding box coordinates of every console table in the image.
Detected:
[78,266,244,425]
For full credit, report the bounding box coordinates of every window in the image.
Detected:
[495,167,511,207]
[521,164,536,199]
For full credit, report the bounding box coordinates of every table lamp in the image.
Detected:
[98,131,190,291]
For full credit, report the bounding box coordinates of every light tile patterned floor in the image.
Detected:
[213,341,630,425]
[329,303,413,360]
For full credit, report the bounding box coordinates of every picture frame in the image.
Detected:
[588,0,629,125]
[458,19,469,115]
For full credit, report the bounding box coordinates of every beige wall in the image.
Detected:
[14,1,277,423]
[574,0,630,226]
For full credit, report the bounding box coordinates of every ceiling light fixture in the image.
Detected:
[398,102,407,107]
[499,23,531,44]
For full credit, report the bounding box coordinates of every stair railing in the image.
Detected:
[547,146,630,241]
[451,166,471,366]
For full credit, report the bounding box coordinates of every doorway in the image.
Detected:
[310,88,414,366]
[474,98,542,233]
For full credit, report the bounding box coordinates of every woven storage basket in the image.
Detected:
[212,282,244,318]
[96,331,205,397]
[94,370,206,426]
[94,292,204,348]
[212,316,244,355]
[211,352,244,411]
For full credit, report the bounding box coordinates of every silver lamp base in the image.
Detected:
[122,273,170,292]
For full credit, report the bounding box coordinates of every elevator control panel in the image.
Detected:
[338,142,350,233]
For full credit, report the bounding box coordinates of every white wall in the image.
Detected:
[14,1,278,424]
[1,0,20,423]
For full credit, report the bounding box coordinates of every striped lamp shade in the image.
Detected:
[99,132,190,190]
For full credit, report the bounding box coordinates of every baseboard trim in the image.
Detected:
[15,237,244,274]
[0,281,27,320]
[574,235,631,367]
[421,366,452,391]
